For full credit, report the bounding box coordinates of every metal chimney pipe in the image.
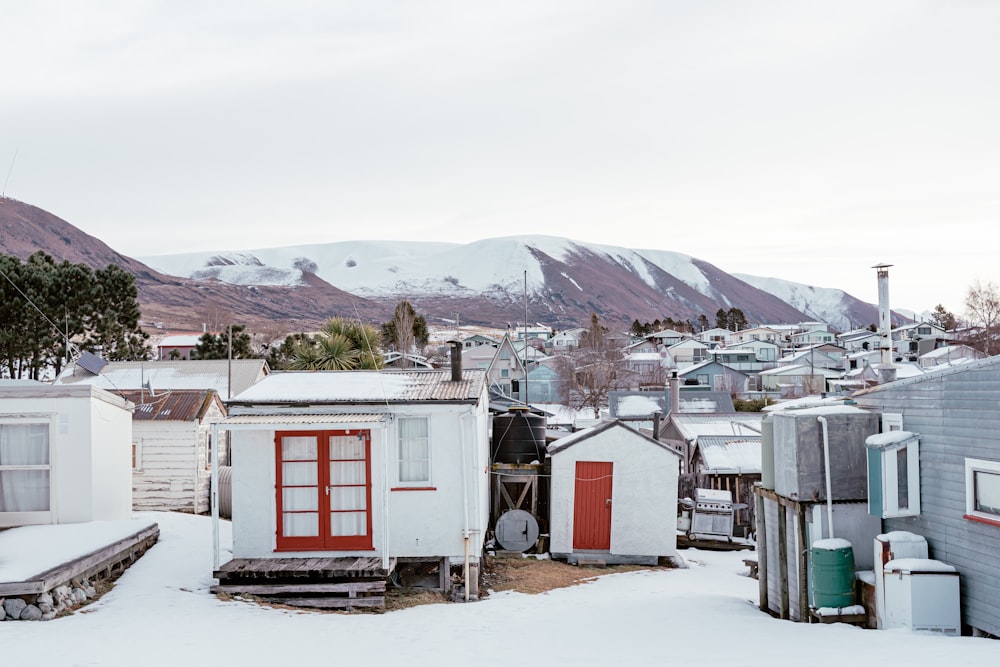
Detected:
[448,340,462,382]
[668,370,680,415]
[872,263,897,383]
[652,409,662,441]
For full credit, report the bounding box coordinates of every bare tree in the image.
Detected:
[556,313,633,418]
[965,279,1000,355]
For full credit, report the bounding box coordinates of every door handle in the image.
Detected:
[606,499,612,507]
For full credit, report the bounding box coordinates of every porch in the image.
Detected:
[211,556,397,610]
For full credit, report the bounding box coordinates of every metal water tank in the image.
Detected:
[760,413,775,490]
[492,406,546,464]
[812,538,856,608]
[495,509,540,552]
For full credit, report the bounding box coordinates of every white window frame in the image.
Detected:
[965,458,1000,524]
[396,416,431,486]
[0,417,55,523]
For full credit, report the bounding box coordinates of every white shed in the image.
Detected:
[213,367,489,595]
[0,381,133,528]
[121,388,227,513]
[547,420,681,565]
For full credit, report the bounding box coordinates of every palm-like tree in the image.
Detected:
[289,318,384,370]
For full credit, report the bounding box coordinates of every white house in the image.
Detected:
[667,338,709,367]
[213,366,489,595]
[549,328,587,352]
[122,388,227,514]
[0,381,132,528]
[547,420,681,565]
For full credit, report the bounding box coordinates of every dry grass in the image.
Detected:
[481,555,658,596]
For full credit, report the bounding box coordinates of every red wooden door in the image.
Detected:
[573,461,613,550]
[275,430,373,551]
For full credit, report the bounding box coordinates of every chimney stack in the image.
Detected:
[448,340,462,382]
[668,370,680,415]
[872,263,897,383]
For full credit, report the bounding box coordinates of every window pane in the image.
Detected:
[0,424,49,465]
[897,447,909,511]
[281,436,316,461]
[975,471,1000,515]
[330,461,366,485]
[330,487,366,511]
[0,470,50,511]
[283,512,318,537]
[282,487,318,512]
[331,511,366,536]
[398,418,430,483]
[329,436,364,460]
[282,462,317,486]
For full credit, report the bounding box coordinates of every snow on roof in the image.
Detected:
[230,369,485,404]
[698,437,761,474]
[55,359,268,398]
[763,395,854,412]
[615,394,663,417]
[866,430,918,447]
[670,414,762,438]
[158,335,201,347]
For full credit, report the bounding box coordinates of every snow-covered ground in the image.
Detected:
[1,512,996,665]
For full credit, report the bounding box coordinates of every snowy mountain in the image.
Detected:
[733,274,888,331]
[140,236,882,329]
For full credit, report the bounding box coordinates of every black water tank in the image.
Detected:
[492,406,546,464]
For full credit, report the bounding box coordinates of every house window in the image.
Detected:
[500,369,509,378]
[866,430,920,518]
[0,423,51,513]
[500,350,510,360]
[965,458,1000,524]
[398,417,430,484]
[918,327,931,335]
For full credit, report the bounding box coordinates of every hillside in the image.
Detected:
[1,197,890,332]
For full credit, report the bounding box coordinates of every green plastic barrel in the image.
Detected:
[811,539,855,608]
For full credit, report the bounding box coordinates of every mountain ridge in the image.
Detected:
[1,197,890,332]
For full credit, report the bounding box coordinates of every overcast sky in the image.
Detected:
[2,1,997,314]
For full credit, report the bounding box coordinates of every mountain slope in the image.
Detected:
[141,235,814,328]
[0,198,382,330]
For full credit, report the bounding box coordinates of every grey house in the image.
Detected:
[852,356,1000,637]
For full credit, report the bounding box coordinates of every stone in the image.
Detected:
[3,597,26,619]
[72,588,87,603]
[38,602,53,614]
[0,604,6,621]
[37,592,54,606]
[19,604,43,621]
[83,584,97,598]
[41,611,57,621]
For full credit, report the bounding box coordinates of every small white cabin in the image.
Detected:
[547,420,681,565]
[122,389,227,514]
[0,381,132,528]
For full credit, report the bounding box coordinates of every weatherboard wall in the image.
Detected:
[852,357,1000,637]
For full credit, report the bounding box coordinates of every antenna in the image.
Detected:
[2,149,17,199]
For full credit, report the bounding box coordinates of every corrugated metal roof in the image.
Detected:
[229,369,486,404]
[670,413,763,439]
[121,389,220,422]
[54,359,269,398]
[697,436,762,474]
[219,414,387,426]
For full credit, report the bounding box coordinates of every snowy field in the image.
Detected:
[1,511,996,666]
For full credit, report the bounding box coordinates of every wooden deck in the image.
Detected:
[212,556,396,610]
[0,523,160,597]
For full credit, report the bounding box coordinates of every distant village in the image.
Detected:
[2,268,1000,642]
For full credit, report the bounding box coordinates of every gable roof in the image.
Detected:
[854,354,1000,396]
[546,420,680,457]
[228,368,486,405]
[121,389,224,422]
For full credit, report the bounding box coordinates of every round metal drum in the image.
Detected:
[494,509,540,552]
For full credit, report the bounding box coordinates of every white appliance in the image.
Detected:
[882,559,961,636]
[873,532,928,628]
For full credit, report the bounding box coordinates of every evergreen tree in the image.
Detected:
[194,325,253,360]
[930,304,958,332]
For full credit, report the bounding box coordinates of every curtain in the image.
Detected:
[280,436,318,537]
[329,435,367,536]
[397,418,430,483]
[0,424,50,513]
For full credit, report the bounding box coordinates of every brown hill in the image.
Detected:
[0,198,383,331]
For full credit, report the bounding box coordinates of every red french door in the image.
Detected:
[573,461,613,551]
[275,430,373,551]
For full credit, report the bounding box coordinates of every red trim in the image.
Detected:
[275,429,373,552]
[964,513,1000,528]
[390,486,437,492]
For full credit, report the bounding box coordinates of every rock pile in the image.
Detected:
[0,580,99,621]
